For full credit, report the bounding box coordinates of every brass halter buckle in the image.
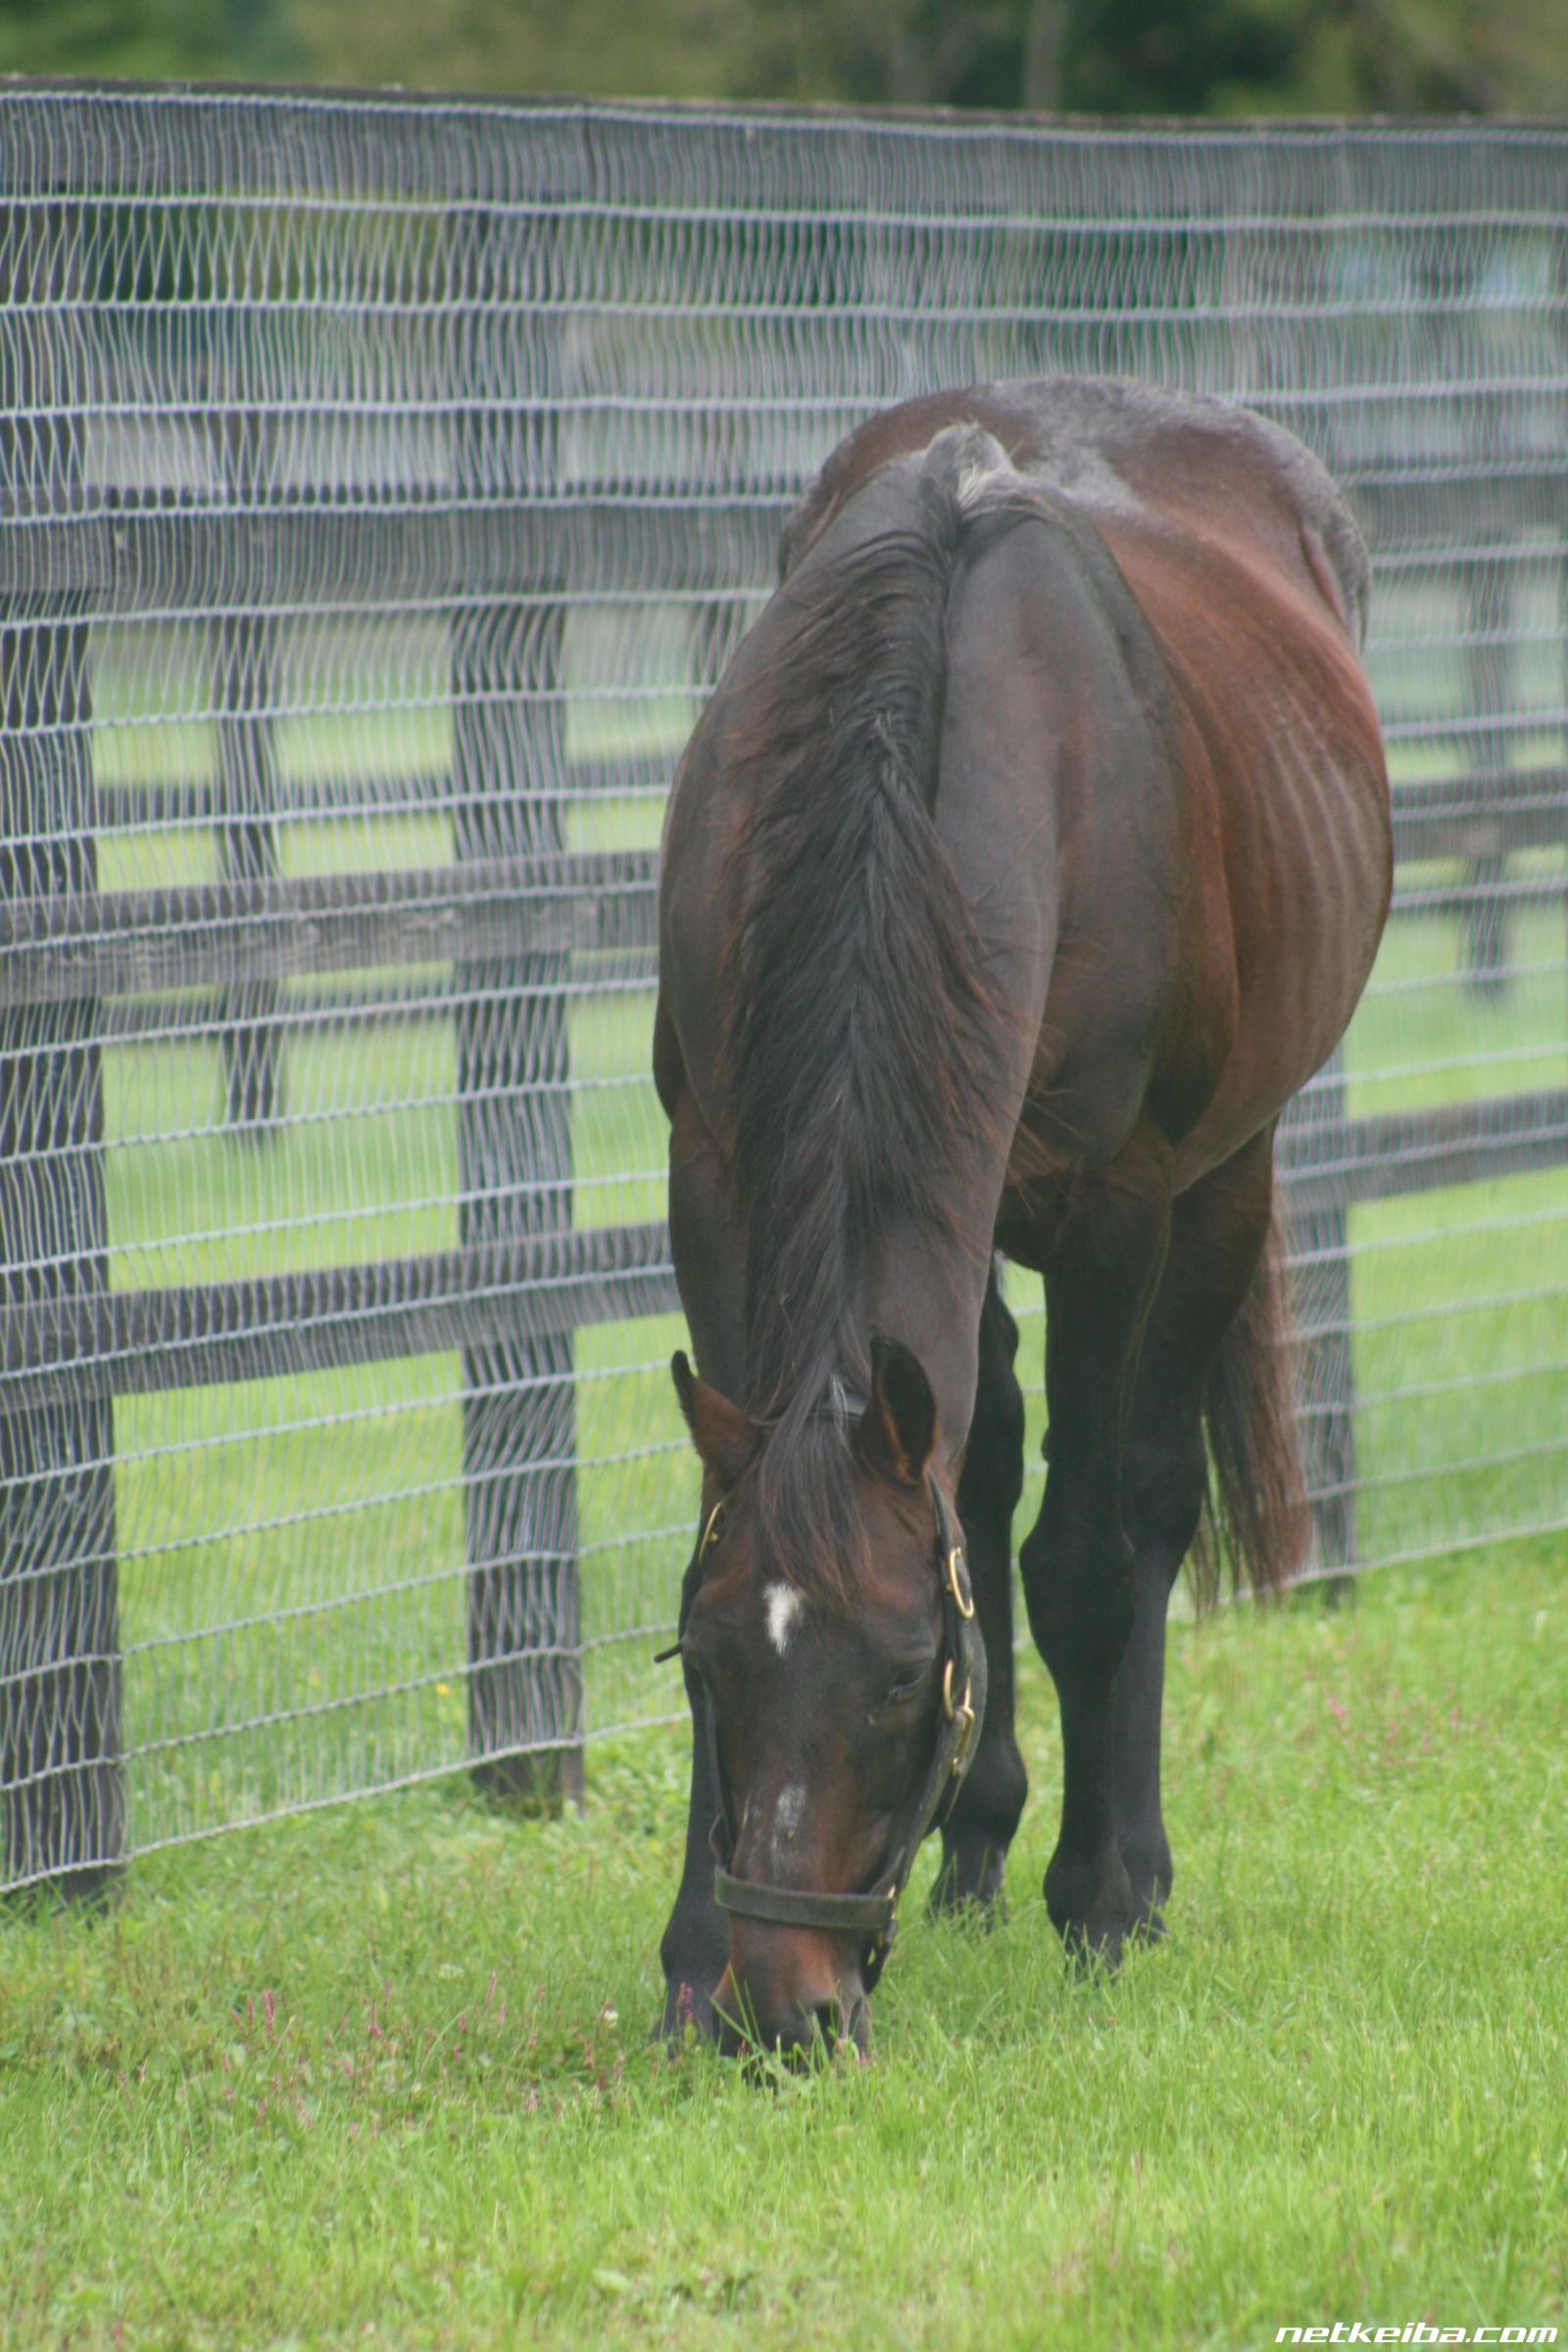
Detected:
[942,1658,977,1774]
[944,1543,975,1621]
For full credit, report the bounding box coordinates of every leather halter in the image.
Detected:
[686,1466,988,1992]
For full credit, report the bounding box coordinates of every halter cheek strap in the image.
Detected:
[707,1471,987,1990]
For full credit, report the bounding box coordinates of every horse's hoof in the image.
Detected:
[1044,1848,1137,1969]
[927,1844,1007,1923]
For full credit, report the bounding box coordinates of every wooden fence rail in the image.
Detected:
[0,1088,1564,1416]
[8,767,1564,1014]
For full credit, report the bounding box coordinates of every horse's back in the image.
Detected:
[785,377,1391,1187]
[783,374,1369,646]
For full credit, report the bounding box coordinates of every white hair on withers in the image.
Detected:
[764,1582,806,1656]
[924,420,1016,513]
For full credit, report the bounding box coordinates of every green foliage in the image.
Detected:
[3,1544,1566,2347]
[744,0,1568,113]
[1,0,1566,111]
[275,0,759,103]
[0,0,237,81]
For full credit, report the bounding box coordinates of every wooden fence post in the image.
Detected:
[1461,551,1511,1000]
[451,205,582,1805]
[214,410,282,1135]
[1281,1048,1358,1602]
[0,195,122,1895]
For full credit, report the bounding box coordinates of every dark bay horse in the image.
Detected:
[654,377,1391,2054]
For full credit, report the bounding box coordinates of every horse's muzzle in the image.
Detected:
[711,1948,870,2065]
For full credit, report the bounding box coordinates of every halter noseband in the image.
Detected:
[692,1467,987,1992]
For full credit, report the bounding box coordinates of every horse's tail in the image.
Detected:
[1190,1198,1309,1607]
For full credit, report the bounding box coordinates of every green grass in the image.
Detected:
[3,1542,1566,2350]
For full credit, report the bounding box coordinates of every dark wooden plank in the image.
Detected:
[96,760,1568,863]
[2,84,1562,211]
[25,471,1567,617]
[1352,467,1568,547]
[1390,766,1568,864]
[99,955,660,1044]
[1455,554,1515,996]
[0,1223,679,1417]
[0,806,1537,1023]
[1391,871,1568,923]
[0,849,659,1007]
[94,751,673,829]
[84,499,782,614]
[0,1087,1560,1426]
[1280,1088,1568,1211]
[0,515,116,597]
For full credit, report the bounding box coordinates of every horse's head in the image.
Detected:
[669,1340,986,2060]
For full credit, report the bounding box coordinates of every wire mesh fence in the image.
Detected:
[1,87,1564,1892]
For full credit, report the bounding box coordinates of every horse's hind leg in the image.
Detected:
[1019,1124,1174,1962]
[1112,1130,1276,1935]
[932,1262,1028,1915]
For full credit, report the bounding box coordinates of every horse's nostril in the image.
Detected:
[714,1944,869,2065]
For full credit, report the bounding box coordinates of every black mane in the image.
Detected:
[722,451,1003,1604]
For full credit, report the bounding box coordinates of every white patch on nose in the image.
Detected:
[764,1581,805,1656]
[775,1783,806,1839]
[771,1781,808,1876]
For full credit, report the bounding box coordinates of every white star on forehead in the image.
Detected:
[764,1581,806,1656]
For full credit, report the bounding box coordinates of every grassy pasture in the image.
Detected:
[4,548,1565,2345]
[2,1541,1565,2350]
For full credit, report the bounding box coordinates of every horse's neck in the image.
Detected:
[852,1216,992,1465]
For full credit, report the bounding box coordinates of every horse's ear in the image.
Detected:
[856,1338,938,1487]
[671,1351,759,1489]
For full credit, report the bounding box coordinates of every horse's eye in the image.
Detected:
[885,1667,928,1706]
[702,1503,728,1553]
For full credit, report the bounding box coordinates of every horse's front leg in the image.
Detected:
[1018,1130,1172,1964]
[932,1261,1028,1915]
[658,1089,746,2038]
[659,1666,732,2040]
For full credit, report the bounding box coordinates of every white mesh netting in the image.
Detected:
[1,91,1564,1887]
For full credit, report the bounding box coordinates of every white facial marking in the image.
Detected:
[771,1782,808,1875]
[764,1581,805,1656]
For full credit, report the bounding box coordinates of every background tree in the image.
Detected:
[1,0,1565,118]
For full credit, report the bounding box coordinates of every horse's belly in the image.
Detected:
[1172,739,1391,1187]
